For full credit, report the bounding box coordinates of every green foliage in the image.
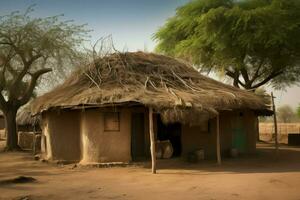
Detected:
[0,6,89,108]
[0,6,90,150]
[154,0,300,90]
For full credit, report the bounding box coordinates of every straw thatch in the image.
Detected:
[17,103,40,126]
[32,52,270,124]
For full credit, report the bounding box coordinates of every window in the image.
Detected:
[104,112,120,131]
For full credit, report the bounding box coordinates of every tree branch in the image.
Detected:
[0,48,16,91]
[240,67,250,85]
[251,70,284,89]
[9,54,42,99]
[237,78,246,88]
[17,68,52,106]
[249,59,265,85]
[0,36,34,86]
[226,68,245,88]
[0,92,7,112]
[225,69,235,78]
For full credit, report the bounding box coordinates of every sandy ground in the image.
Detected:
[0,141,300,200]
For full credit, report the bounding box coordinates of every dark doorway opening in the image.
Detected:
[156,115,182,157]
[131,113,145,161]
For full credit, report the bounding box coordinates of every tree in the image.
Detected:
[0,7,88,150]
[154,0,300,90]
[277,105,295,123]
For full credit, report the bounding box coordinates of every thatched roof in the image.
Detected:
[32,52,270,124]
[17,103,40,126]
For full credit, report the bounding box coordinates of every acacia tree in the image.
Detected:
[154,0,300,90]
[0,8,88,150]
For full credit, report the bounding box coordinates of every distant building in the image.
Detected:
[16,104,41,151]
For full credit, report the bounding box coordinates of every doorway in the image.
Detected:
[231,112,246,153]
[156,115,182,157]
[131,113,145,161]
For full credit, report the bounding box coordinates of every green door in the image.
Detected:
[232,117,246,153]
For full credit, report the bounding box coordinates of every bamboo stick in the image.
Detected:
[149,107,156,174]
[271,92,279,153]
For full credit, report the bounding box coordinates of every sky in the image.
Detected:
[0,0,299,109]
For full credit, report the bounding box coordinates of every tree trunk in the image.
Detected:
[4,107,19,151]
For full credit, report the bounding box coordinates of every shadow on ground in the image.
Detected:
[0,141,300,178]
[138,143,300,174]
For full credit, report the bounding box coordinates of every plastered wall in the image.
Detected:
[243,111,257,153]
[181,110,258,159]
[41,110,81,161]
[181,119,217,158]
[80,108,132,163]
[41,107,258,163]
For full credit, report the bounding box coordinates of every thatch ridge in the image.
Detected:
[32,52,269,124]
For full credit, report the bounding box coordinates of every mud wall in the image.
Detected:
[259,123,300,144]
[181,119,217,159]
[0,116,5,130]
[40,107,257,163]
[80,108,132,163]
[181,110,258,159]
[219,112,233,155]
[41,110,81,161]
[242,111,257,153]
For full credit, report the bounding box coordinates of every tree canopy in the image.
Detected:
[277,105,295,123]
[154,0,300,90]
[0,7,89,150]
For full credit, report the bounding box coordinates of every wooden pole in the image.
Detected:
[216,114,221,165]
[271,92,279,153]
[149,107,156,174]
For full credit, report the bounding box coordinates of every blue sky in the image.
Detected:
[0,0,299,109]
[0,0,188,51]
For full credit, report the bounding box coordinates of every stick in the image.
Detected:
[271,92,279,153]
[149,107,156,174]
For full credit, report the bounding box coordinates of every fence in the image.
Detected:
[259,123,300,144]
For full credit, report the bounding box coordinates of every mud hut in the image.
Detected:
[17,104,40,132]
[16,104,41,151]
[32,52,270,170]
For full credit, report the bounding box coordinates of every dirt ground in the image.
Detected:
[0,141,300,200]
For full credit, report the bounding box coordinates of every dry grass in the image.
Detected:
[16,103,40,126]
[32,52,269,124]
